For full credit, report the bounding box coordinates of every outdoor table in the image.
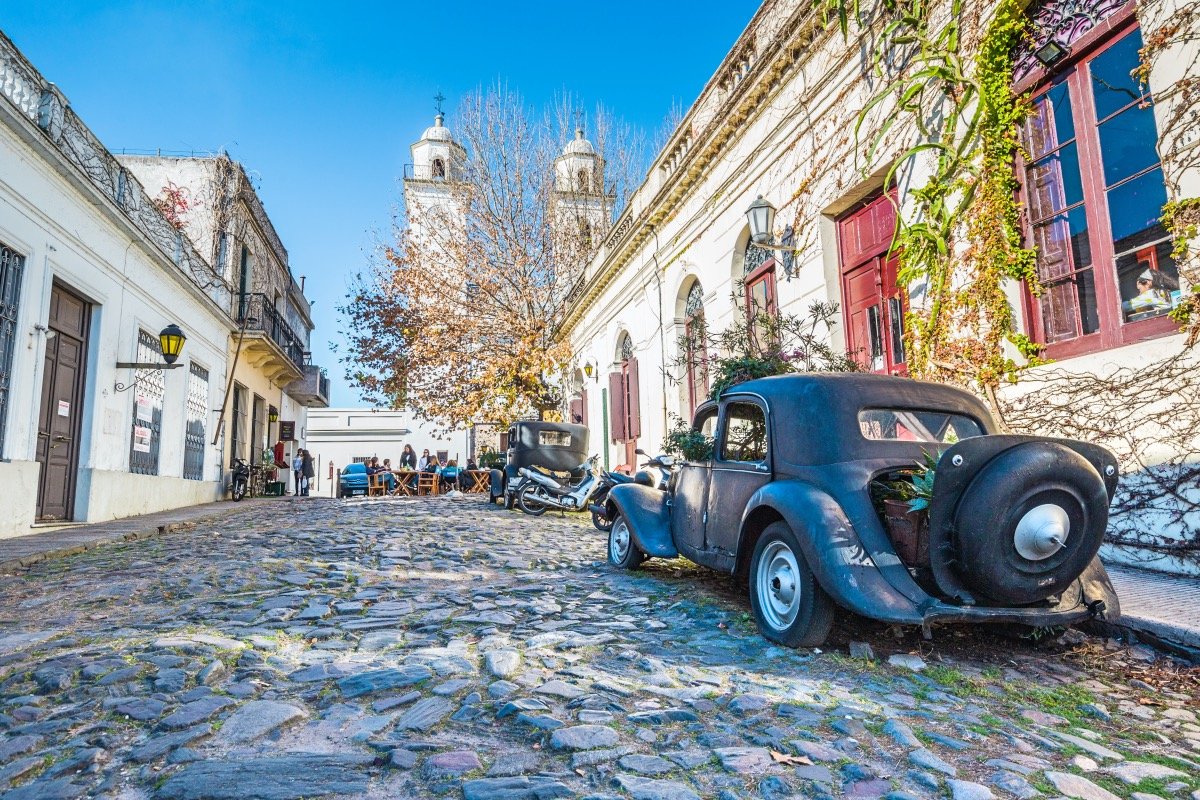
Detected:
[463,470,491,493]
[391,470,417,496]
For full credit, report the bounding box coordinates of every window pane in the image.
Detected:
[721,402,768,462]
[1107,166,1169,246]
[1117,238,1181,323]
[1041,270,1099,343]
[1026,81,1075,159]
[538,431,572,447]
[1033,208,1091,281]
[887,296,905,365]
[1026,143,1085,220]
[1098,104,1161,186]
[859,409,984,442]
[1091,29,1147,120]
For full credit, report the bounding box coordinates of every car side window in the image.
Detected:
[720,402,768,463]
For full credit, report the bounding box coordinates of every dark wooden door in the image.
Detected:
[838,193,906,374]
[36,284,90,521]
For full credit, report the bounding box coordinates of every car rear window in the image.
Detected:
[858,408,984,443]
[538,431,572,447]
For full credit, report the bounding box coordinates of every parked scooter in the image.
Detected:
[517,455,604,516]
[588,449,676,531]
[230,458,250,501]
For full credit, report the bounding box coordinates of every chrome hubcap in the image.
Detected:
[757,541,801,630]
[610,520,630,562]
[1014,503,1070,561]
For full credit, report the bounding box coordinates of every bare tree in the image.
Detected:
[341,84,641,427]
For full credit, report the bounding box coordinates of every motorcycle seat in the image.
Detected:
[607,472,636,484]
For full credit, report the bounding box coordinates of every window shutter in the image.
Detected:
[608,372,626,442]
[580,388,589,427]
[568,398,583,425]
[626,358,642,440]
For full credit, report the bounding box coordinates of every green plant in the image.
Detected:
[663,414,715,461]
[907,451,938,512]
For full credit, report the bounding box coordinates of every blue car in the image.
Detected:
[338,462,369,497]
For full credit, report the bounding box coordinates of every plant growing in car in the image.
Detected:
[663,414,715,461]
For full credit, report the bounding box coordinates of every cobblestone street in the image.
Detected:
[0,497,1197,800]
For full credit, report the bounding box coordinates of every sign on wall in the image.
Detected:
[279,421,296,441]
[132,425,152,453]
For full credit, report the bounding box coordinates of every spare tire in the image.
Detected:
[952,441,1108,606]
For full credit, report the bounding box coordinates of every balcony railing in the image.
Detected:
[403,163,456,181]
[238,293,305,369]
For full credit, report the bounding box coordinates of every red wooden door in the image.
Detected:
[838,194,906,374]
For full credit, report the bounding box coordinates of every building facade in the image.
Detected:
[560,0,1200,572]
[306,408,470,497]
[0,32,232,535]
[118,155,329,493]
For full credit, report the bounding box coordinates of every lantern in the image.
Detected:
[159,324,186,365]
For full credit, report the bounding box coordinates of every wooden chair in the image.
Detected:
[417,472,439,496]
[368,473,387,497]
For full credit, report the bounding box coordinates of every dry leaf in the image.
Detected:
[769,750,814,766]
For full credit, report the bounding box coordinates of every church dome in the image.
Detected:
[422,113,453,142]
[563,128,595,156]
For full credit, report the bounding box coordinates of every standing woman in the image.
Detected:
[418,448,431,471]
[400,444,417,470]
[292,450,303,496]
[301,449,315,496]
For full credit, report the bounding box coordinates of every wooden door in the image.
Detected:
[36,284,90,521]
[838,193,906,374]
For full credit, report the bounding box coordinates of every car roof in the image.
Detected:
[344,462,367,473]
[714,373,997,466]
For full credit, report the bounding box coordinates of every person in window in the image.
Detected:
[400,444,417,470]
[418,448,431,471]
[1123,269,1179,321]
[439,459,461,492]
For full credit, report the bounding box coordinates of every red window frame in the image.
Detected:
[744,258,778,353]
[1015,8,1179,358]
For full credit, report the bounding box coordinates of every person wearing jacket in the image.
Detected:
[439,459,461,492]
[418,449,431,471]
[400,444,417,470]
[301,449,315,496]
[292,451,303,496]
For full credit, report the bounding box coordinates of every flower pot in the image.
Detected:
[882,498,930,567]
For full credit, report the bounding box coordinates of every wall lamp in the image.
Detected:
[745,196,798,252]
[268,405,279,423]
[1034,40,1069,68]
[114,324,186,392]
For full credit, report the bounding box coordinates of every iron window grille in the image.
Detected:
[183,363,209,480]
[128,329,164,475]
[0,244,25,457]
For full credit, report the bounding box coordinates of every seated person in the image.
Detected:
[366,457,395,492]
[439,459,461,491]
[466,458,479,472]
[1123,268,1179,320]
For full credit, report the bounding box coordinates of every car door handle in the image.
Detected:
[755,463,769,472]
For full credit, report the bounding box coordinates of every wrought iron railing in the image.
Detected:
[238,293,305,369]
[403,163,455,181]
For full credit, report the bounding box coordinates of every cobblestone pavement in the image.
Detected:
[0,497,1197,800]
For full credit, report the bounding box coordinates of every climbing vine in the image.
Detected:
[821,0,1042,408]
[1162,197,1200,339]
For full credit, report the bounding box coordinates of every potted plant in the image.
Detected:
[874,452,936,567]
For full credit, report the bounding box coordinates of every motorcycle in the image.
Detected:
[588,449,676,531]
[517,455,604,516]
[230,458,250,501]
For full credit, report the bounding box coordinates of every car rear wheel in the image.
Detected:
[607,515,644,570]
[749,522,833,648]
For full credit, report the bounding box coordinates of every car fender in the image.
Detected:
[741,480,925,624]
[608,484,678,559]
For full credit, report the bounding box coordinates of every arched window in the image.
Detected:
[684,282,708,415]
[577,168,591,192]
[739,233,777,352]
[432,158,446,179]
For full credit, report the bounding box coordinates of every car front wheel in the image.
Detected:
[607,515,644,570]
[749,522,833,648]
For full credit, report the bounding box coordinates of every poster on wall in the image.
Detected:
[132,425,152,453]
[279,421,295,441]
[135,394,152,422]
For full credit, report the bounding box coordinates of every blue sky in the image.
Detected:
[4,1,760,406]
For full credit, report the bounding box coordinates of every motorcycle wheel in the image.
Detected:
[591,508,613,532]
[232,480,246,501]
[517,483,549,516]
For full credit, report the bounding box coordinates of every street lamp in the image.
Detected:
[268,405,279,423]
[115,323,187,391]
[583,362,594,379]
[744,196,803,255]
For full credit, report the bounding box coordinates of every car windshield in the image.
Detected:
[858,408,984,443]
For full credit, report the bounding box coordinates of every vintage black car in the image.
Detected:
[604,374,1120,647]
[489,421,590,509]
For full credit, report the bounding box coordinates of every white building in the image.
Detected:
[561,0,1200,572]
[0,31,232,535]
[306,408,469,497]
